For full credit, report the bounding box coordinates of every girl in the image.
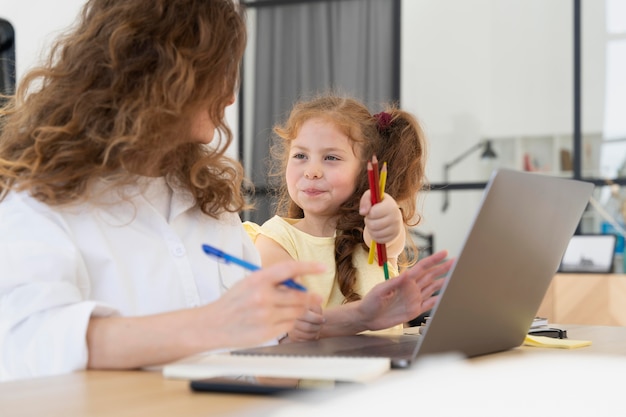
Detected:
[247,94,452,342]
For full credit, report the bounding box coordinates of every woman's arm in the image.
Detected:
[86,261,324,370]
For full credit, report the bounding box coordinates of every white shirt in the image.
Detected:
[0,177,259,381]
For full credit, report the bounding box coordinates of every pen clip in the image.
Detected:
[202,244,227,262]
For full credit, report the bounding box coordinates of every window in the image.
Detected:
[597,0,626,179]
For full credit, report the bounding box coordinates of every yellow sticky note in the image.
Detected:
[523,334,592,349]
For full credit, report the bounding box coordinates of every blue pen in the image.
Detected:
[202,244,307,292]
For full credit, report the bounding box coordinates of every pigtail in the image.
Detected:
[374,107,429,267]
[335,215,364,303]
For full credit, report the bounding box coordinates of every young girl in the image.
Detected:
[247,94,452,342]
[0,0,324,381]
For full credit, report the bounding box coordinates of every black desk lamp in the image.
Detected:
[441,140,497,212]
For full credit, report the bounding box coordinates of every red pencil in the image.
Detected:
[367,161,377,205]
[371,156,380,202]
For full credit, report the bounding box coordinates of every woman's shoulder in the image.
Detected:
[1,190,71,218]
[0,190,80,242]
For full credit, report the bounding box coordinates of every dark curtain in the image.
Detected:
[0,19,16,97]
[242,0,399,223]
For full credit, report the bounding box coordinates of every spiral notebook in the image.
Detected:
[231,169,593,369]
[162,351,390,382]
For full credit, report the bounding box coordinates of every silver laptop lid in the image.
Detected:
[410,169,593,362]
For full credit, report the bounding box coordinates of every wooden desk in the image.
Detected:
[537,273,626,325]
[0,370,294,417]
[1,324,625,417]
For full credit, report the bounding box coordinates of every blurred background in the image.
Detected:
[2,0,625,265]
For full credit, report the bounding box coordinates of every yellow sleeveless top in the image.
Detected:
[244,215,399,309]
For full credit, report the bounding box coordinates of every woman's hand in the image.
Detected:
[205,261,325,348]
[87,261,326,370]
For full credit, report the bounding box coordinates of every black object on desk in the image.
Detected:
[528,328,568,339]
[190,376,348,395]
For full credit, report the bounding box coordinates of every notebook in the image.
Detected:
[232,169,594,368]
[162,351,390,383]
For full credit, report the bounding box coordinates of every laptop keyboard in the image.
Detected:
[335,335,419,358]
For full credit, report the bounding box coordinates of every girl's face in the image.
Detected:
[286,118,362,220]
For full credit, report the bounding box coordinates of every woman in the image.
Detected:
[0,0,322,381]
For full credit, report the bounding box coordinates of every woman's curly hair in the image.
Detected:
[270,93,429,303]
[0,0,248,216]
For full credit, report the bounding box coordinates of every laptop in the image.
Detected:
[233,169,594,368]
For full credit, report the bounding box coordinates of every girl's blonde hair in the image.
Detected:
[270,93,428,302]
[0,0,248,216]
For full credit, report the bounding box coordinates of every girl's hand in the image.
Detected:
[360,190,404,258]
[356,250,453,330]
[282,294,325,343]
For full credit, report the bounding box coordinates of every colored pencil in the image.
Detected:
[367,156,389,280]
[371,156,387,268]
[367,160,377,264]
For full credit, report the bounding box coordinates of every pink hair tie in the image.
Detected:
[374,111,392,134]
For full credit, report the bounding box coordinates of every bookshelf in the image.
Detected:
[489,132,604,178]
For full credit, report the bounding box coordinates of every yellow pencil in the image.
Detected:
[368,240,376,263]
[379,162,387,195]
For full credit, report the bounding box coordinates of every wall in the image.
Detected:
[401,0,606,257]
